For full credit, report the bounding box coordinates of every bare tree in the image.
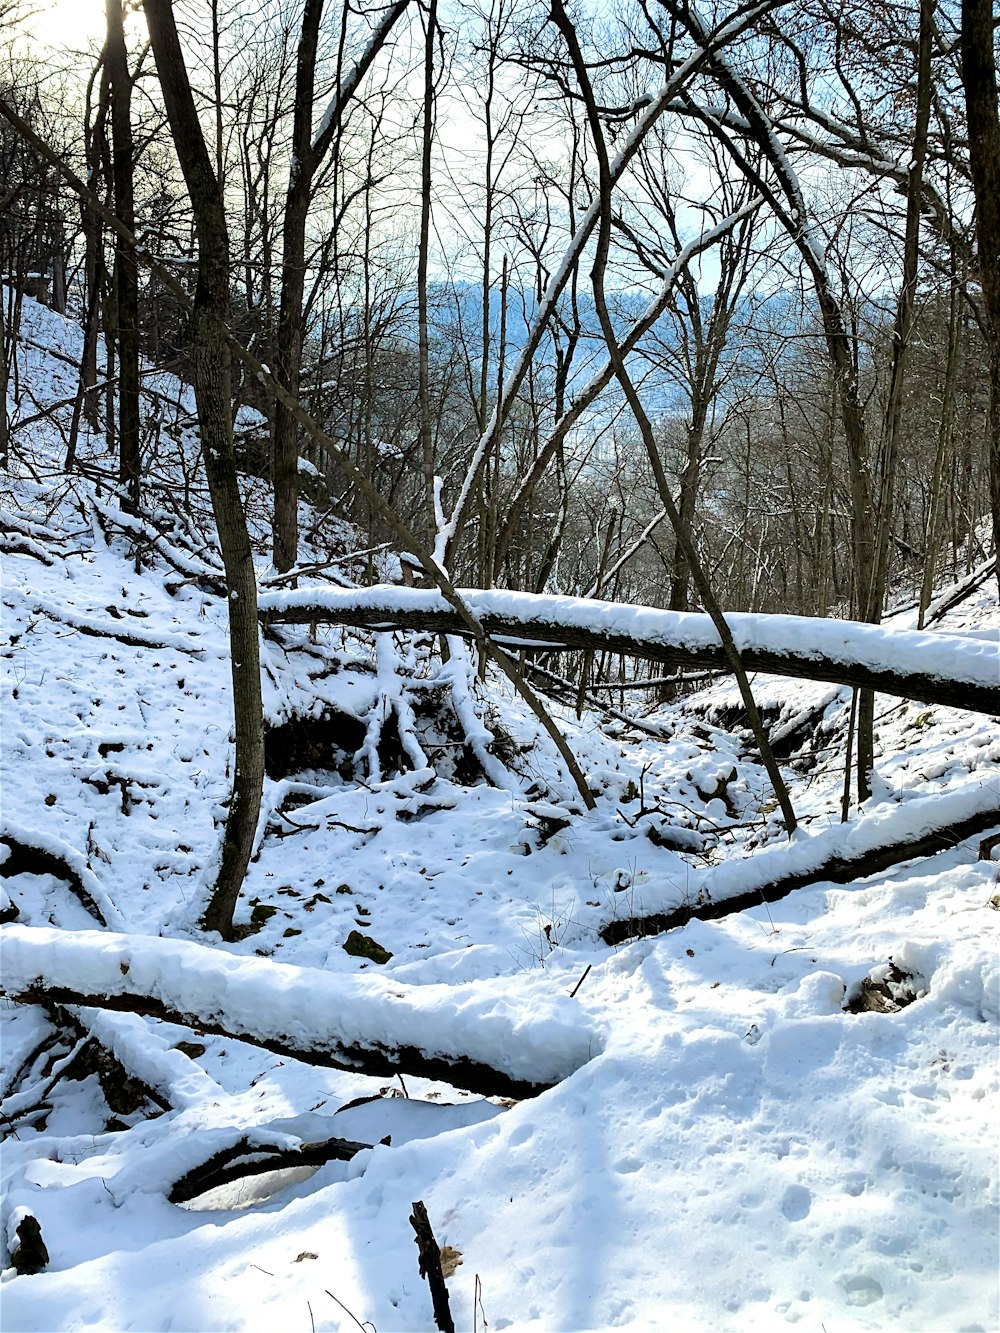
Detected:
[961,0,1000,587]
[271,0,410,574]
[142,0,264,939]
[548,0,798,833]
[106,0,140,512]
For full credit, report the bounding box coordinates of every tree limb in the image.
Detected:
[600,788,1000,944]
[258,588,1000,716]
[0,926,594,1100]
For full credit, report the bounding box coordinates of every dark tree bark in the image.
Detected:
[106,0,140,512]
[961,0,1000,588]
[142,0,264,939]
[874,0,934,613]
[410,1201,456,1333]
[79,58,109,437]
[271,1,411,573]
[417,0,438,545]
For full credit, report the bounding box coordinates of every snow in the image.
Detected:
[259,583,1000,698]
[0,925,598,1090]
[2,294,998,1331]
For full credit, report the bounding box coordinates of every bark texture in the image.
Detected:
[143,0,264,938]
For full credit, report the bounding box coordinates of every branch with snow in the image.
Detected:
[600,781,1000,944]
[258,585,1000,716]
[0,926,598,1099]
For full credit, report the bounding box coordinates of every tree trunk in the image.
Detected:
[551,0,798,833]
[107,0,140,512]
[2,926,584,1099]
[260,586,1000,716]
[660,0,880,800]
[271,0,323,575]
[272,1,411,573]
[417,0,438,546]
[143,0,264,939]
[961,0,1000,588]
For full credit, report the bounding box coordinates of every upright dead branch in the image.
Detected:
[409,1200,456,1333]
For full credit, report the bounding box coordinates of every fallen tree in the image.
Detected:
[600,781,1000,944]
[167,1130,371,1206]
[0,926,596,1101]
[259,587,1000,716]
[1,825,123,928]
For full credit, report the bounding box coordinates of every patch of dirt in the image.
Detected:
[264,710,366,781]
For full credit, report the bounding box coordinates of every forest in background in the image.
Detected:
[3,0,998,938]
[2,4,1000,1328]
[3,0,997,612]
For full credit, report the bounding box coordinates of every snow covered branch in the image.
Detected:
[259,587,1000,716]
[600,782,1000,944]
[0,927,597,1100]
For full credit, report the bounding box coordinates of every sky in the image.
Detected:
[16,0,112,51]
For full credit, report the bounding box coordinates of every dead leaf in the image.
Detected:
[440,1245,463,1278]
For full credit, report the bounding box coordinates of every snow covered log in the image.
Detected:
[1,826,124,928]
[601,782,1000,945]
[259,586,1000,716]
[168,1132,372,1205]
[0,927,597,1100]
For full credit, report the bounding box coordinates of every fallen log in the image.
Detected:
[601,783,1000,945]
[0,829,117,928]
[0,926,595,1101]
[259,586,1000,716]
[168,1132,371,1205]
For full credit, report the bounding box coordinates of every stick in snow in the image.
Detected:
[410,1200,456,1333]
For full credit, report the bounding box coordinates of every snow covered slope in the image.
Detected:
[2,296,998,1332]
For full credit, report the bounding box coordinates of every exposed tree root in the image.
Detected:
[1,833,110,926]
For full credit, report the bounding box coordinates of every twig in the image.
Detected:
[569,964,592,999]
[324,1289,374,1333]
[475,1274,488,1333]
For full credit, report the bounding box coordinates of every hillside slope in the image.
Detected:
[2,297,998,1333]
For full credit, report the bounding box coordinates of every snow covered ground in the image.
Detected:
[2,297,998,1331]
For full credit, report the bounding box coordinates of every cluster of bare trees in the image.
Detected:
[1,0,997,931]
